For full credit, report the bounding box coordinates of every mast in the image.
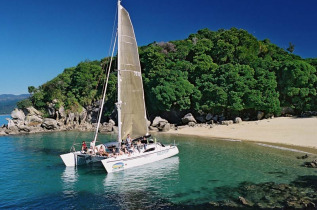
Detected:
[117,0,122,143]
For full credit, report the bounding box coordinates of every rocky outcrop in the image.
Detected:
[206,113,213,121]
[188,122,196,127]
[221,120,233,125]
[86,100,102,123]
[25,115,42,125]
[234,117,242,124]
[42,118,58,130]
[58,106,66,119]
[152,116,168,127]
[281,107,295,115]
[11,108,25,121]
[66,113,75,125]
[24,106,43,127]
[79,108,87,124]
[47,102,56,118]
[109,119,115,126]
[181,113,197,124]
[0,105,114,136]
[150,116,170,132]
[6,118,17,129]
[26,106,42,116]
[257,111,264,120]
[158,121,171,132]
[149,126,159,132]
[0,130,7,136]
[196,116,205,123]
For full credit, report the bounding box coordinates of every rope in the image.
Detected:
[93,3,118,130]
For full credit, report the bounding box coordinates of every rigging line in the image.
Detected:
[70,129,82,152]
[93,31,118,143]
[102,2,118,78]
[96,4,118,91]
[92,4,118,139]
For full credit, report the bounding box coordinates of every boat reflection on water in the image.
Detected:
[103,156,179,208]
[61,167,78,197]
[104,156,179,189]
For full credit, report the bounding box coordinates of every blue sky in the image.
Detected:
[1,0,317,94]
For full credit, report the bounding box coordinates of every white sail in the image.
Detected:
[117,3,148,141]
[61,1,179,171]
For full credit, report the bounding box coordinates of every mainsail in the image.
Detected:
[117,3,148,141]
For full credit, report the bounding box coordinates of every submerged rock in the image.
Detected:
[304,159,317,168]
[238,196,252,206]
[297,154,309,159]
[209,180,317,209]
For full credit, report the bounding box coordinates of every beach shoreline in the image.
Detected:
[164,116,317,151]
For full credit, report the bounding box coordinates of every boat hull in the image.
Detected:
[101,145,179,173]
[60,152,106,166]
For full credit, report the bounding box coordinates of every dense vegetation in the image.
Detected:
[18,28,317,120]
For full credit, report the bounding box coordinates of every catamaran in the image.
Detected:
[60,0,179,173]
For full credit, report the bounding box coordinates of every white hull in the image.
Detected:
[60,145,107,167]
[101,144,179,173]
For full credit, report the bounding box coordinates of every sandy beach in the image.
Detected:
[166,117,317,149]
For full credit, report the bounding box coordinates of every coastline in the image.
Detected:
[165,117,317,150]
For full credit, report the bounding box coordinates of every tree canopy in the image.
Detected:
[23,28,317,119]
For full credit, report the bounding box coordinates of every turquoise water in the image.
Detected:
[0,131,316,209]
[0,115,10,126]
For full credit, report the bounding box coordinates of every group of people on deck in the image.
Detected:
[81,134,147,157]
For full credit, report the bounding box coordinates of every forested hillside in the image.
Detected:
[18,28,317,120]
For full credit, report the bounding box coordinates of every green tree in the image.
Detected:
[276,60,317,112]
[287,42,295,53]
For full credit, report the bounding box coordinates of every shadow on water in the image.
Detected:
[18,146,65,156]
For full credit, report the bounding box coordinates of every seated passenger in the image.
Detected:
[143,136,147,150]
[98,146,108,156]
[121,144,128,154]
[81,141,88,152]
[127,144,134,154]
[90,140,96,155]
[126,134,132,148]
[136,140,142,153]
[112,148,118,157]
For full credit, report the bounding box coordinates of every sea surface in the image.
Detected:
[0,115,10,126]
[0,130,316,209]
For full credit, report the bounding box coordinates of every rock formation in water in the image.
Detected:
[0,105,117,136]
